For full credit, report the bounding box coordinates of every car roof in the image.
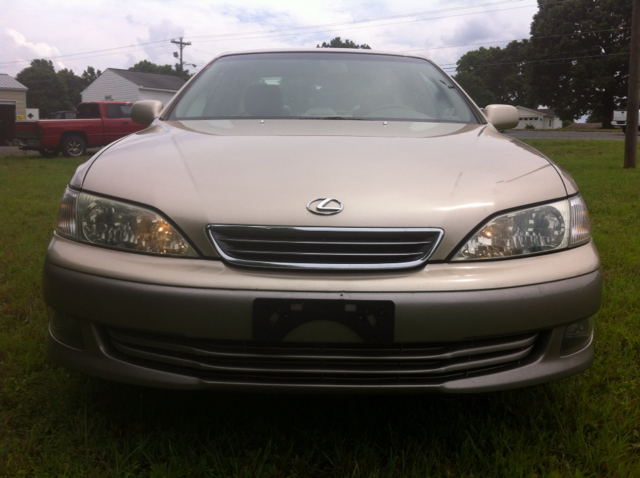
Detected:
[213,48,431,62]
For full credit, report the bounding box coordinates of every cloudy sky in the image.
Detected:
[1,0,539,78]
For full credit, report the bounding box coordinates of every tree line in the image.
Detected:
[15,60,102,117]
[455,0,632,128]
[15,59,190,118]
[317,37,371,49]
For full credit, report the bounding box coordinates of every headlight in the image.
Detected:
[452,196,591,261]
[56,187,197,257]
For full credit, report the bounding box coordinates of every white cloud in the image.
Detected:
[141,19,185,64]
[1,28,65,74]
[0,0,537,77]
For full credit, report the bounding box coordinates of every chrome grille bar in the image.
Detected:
[233,251,423,256]
[225,239,430,245]
[207,225,444,270]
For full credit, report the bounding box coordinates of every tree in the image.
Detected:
[129,60,175,75]
[317,37,371,49]
[585,111,604,123]
[57,68,85,105]
[528,0,633,127]
[81,66,101,85]
[455,41,537,108]
[15,62,104,115]
[454,71,497,108]
[129,60,191,80]
[173,63,192,80]
[30,59,56,70]
[16,59,71,117]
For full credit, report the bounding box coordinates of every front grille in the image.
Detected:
[207,225,443,270]
[106,328,538,386]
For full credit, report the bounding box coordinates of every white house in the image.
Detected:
[81,69,186,105]
[515,106,562,130]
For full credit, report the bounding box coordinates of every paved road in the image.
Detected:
[0,145,100,155]
[505,130,628,141]
[0,145,26,154]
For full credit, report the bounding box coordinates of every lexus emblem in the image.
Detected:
[307,197,344,215]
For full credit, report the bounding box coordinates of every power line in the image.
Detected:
[0,0,541,68]
[400,27,631,53]
[3,22,622,70]
[0,40,169,67]
[194,3,542,44]
[188,0,534,41]
[0,44,171,70]
[439,43,631,67]
[0,0,590,76]
[440,51,630,71]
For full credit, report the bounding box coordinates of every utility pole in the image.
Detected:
[171,37,191,76]
[624,0,640,169]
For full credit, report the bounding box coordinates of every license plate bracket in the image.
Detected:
[253,299,395,343]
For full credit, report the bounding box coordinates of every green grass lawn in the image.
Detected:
[1,142,639,477]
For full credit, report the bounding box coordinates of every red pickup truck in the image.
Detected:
[14,101,147,157]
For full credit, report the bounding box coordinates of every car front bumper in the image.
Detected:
[43,235,601,393]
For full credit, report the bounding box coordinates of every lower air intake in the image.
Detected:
[106,327,539,387]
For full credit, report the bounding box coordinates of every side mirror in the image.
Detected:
[484,105,519,130]
[131,100,163,126]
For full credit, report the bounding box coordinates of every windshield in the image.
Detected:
[169,52,478,123]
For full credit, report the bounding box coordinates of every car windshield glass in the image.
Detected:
[169,52,478,123]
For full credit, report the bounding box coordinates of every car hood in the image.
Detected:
[81,120,569,260]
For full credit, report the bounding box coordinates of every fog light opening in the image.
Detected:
[49,308,85,350]
[560,316,594,357]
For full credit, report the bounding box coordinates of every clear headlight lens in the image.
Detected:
[56,187,197,257]
[453,196,591,261]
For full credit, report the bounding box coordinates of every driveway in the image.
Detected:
[0,145,26,154]
[0,145,101,156]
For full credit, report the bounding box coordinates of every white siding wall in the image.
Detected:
[515,107,561,129]
[138,89,177,106]
[517,115,544,129]
[81,71,180,105]
[81,70,139,102]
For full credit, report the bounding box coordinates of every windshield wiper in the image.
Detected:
[299,116,366,120]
